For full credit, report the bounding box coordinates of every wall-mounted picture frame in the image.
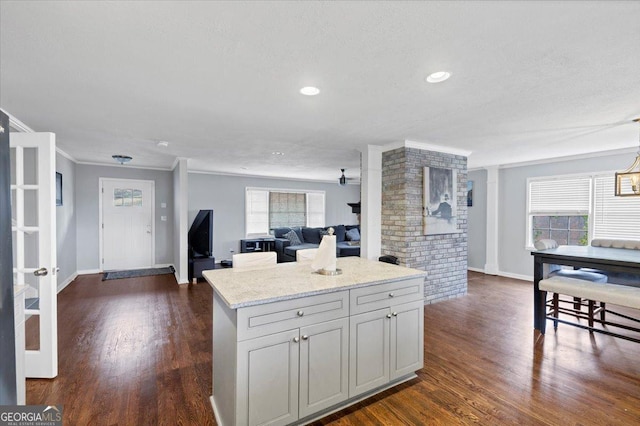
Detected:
[467,180,473,207]
[56,172,63,206]
[423,166,457,235]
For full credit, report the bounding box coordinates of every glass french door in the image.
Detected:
[10,132,58,378]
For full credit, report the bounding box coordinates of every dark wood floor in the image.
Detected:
[27,272,640,425]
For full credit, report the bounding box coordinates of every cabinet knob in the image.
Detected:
[293,337,300,343]
[302,335,309,340]
[386,314,392,319]
[392,312,398,317]
[297,311,304,317]
[388,293,394,298]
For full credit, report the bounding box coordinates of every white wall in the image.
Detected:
[55,152,77,290]
[75,164,174,271]
[188,173,361,261]
[467,151,633,279]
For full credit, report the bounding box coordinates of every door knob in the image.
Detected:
[297,311,304,317]
[386,314,392,319]
[302,335,309,340]
[392,312,398,317]
[33,267,48,277]
[293,337,300,343]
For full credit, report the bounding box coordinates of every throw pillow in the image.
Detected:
[346,227,361,241]
[284,229,302,246]
[302,227,322,244]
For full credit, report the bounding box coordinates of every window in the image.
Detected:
[114,188,143,207]
[527,173,640,248]
[245,188,325,237]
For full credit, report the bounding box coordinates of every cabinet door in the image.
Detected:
[299,318,349,419]
[390,300,424,381]
[237,329,299,426]
[349,308,390,397]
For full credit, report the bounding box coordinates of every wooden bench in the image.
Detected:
[539,276,640,343]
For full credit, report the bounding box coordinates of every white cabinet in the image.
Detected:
[349,281,424,398]
[211,276,424,426]
[235,318,349,426]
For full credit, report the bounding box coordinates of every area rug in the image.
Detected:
[102,266,175,281]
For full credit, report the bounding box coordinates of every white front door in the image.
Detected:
[101,178,155,271]
[10,132,58,379]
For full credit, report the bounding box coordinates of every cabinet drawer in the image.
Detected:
[350,278,423,315]
[237,291,349,341]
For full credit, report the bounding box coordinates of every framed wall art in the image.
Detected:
[423,166,457,235]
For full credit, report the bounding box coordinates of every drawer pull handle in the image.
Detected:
[297,311,304,317]
[293,337,300,343]
[388,293,394,298]
[302,335,309,340]
[392,312,398,317]
[386,314,392,319]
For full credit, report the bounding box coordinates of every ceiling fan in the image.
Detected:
[339,169,357,186]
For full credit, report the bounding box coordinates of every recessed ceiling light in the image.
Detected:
[426,71,451,83]
[271,151,285,156]
[300,86,320,96]
[157,141,169,147]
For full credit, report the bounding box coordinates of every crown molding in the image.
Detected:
[380,140,472,157]
[1,108,35,133]
[75,160,173,172]
[189,168,360,185]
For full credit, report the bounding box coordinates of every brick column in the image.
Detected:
[381,147,468,303]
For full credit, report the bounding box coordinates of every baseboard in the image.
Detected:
[467,267,532,283]
[154,263,173,268]
[77,268,102,275]
[57,272,78,293]
[175,271,189,285]
[498,270,533,282]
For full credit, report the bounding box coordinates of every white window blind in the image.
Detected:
[245,189,269,236]
[529,177,591,214]
[593,175,640,240]
[306,192,325,227]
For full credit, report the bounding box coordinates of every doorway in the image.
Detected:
[100,178,155,271]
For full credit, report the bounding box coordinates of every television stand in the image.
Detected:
[189,256,216,283]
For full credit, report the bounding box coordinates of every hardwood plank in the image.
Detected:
[26,272,640,425]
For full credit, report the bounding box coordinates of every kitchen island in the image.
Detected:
[203,257,426,426]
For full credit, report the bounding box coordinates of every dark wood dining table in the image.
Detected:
[532,245,640,334]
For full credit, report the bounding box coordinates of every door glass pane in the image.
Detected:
[23,147,38,185]
[10,147,16,185]
[132,189,142,206]
[122,189,132,206]
[24,231,39,269]
[25,315,40,351]
[24,189,38,227]
[11,189,16,223]
[114,188,123,206]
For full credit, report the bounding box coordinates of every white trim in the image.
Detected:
[57,272,78,293]
[381,140,472,157]
[175,271,189,285]
[55,147,76,162]
[1,108,35,133]
[498,270,533,282]
[99,178,156,270]
[76,160,173,171]
[493,146,638,169]
[467,267,484,273]
[189,168,360,184]
[77,268,102,275]
[154,263,173,268]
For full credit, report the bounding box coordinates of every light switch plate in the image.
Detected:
[161,215,167,221]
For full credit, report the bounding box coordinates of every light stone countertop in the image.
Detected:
[203,256,426,309]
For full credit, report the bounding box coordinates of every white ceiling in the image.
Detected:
[1,1,639,182]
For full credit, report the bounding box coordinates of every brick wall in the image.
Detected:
[381,147,468,303]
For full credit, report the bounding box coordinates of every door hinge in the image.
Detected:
[102,223,104,229]
[102,258,104,264]
[102,187,104,193]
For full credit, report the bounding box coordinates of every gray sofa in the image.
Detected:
[273,225,360,262]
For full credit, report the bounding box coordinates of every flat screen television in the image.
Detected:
[188,210,213,258]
